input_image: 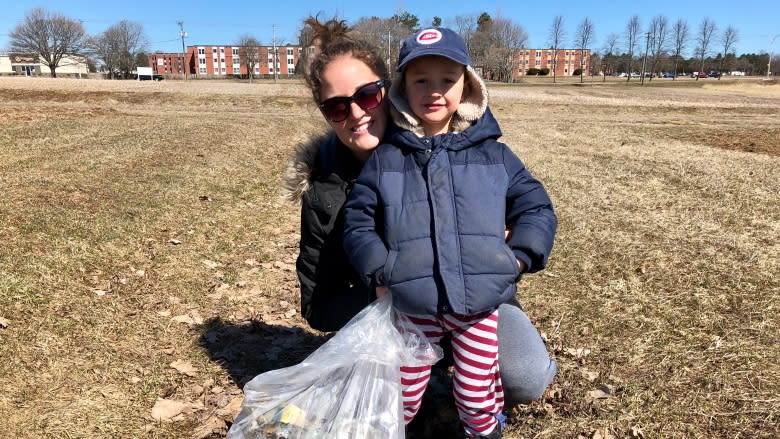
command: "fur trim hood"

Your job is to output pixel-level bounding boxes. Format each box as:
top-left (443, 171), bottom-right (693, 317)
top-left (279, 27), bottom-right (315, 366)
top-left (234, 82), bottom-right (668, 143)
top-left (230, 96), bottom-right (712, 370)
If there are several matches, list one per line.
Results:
top-left (388, 64), bottom-right (488, 136)
top-left (281, 132), bottom-right (328, 203)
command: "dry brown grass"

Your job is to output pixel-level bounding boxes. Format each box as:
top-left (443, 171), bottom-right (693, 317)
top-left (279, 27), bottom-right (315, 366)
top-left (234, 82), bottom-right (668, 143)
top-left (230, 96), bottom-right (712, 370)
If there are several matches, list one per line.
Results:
top-left (0, 76), bottom-right (777, 438)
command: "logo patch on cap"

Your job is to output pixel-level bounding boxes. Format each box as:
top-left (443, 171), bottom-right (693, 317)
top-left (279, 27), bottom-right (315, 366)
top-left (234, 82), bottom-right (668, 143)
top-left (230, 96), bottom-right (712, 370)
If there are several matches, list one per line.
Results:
top-left (416, 29), bottom-right (442, 45)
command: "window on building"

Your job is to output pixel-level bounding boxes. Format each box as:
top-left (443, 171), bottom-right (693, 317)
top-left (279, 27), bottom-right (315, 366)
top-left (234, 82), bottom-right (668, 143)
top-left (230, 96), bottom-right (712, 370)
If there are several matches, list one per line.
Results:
top-left (199, 67), bottom-right (206, 74)
top-left (213, 48), bottom-right (217, 53)
top-left (220, 48), bottom-right (224, 53)
top-left (233, 67), bottom-right (240, 74)
top-left (286, 48), bottom-right (293, 56)
top-left (200, 58), bottom-right (206, 65)
top-left (536, 51), bottom-right (541, 57)
top-left (288, 67), bottom-right (295, 74)
top-left (232, 48), bottom-right (239, 56)
top-left (221, 67), bottom-right (226, 73)
top-left (221, 58), bottom-right (225, 63)
top-left (287, 58), bottom-right (294, 66)
top-left (198, 48), bottom-right (205, 55)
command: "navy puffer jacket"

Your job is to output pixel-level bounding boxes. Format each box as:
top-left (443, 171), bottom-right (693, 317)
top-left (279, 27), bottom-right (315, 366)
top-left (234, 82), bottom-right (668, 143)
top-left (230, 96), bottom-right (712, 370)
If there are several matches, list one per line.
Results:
top-left (343, 107), bottom-right (557, 316)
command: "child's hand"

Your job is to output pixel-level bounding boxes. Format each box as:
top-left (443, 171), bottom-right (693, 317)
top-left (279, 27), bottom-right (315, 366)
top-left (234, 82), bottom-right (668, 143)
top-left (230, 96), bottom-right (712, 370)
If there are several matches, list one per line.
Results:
top-left (376, 286), bottom-right (390, 298)
top-left (505, 229), bottom-right (525, 271)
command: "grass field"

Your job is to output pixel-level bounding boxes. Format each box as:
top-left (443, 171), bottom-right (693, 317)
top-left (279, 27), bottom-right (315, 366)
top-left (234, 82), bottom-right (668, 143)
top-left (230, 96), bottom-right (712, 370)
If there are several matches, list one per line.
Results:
top-left (0, 76), bottom-right (778, 438)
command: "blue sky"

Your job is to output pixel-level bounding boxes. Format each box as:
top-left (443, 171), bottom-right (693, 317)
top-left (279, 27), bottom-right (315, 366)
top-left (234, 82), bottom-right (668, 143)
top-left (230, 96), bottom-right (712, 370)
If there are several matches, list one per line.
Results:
top-left (2, 1), bottom-right (778, 56)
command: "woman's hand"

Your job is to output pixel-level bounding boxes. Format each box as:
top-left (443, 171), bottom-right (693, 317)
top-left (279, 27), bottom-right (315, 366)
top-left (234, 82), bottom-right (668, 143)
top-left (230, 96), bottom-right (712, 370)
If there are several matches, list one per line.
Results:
top-left (376, 286), bottom-right (390, 298)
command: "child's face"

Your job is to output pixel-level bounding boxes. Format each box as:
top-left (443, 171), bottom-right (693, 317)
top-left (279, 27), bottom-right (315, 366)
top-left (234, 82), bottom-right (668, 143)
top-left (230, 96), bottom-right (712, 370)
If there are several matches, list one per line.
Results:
top-left (403, 56), bottom-right (468, 136)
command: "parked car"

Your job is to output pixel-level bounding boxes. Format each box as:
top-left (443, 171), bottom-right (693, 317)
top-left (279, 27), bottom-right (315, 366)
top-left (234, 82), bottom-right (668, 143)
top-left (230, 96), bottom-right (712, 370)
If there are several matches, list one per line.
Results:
top-left (662, 72), bottom-right (676, 78)
top-left (707, 71), bottom-right (721, 78)
top-left (690, 71), bottom-right (707, 78)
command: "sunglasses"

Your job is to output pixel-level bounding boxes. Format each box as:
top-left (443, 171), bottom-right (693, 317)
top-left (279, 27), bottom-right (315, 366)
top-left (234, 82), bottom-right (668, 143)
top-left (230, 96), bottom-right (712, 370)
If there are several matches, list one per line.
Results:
top-left (319, 79), bottom-right (388, 122)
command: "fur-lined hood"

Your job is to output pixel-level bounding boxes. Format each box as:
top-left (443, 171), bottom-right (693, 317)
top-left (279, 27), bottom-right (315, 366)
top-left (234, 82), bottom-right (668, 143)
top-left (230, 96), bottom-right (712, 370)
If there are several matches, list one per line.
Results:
top-left (388, 64), bottom-right (488, 136)
top-left (281, 132), bottom-right (329, 203)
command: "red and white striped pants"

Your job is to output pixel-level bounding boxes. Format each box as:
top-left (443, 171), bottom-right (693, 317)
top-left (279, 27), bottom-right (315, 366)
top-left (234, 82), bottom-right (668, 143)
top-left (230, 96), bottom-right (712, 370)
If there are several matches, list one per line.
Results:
top-left (399, 309), bottom-right (504, 437)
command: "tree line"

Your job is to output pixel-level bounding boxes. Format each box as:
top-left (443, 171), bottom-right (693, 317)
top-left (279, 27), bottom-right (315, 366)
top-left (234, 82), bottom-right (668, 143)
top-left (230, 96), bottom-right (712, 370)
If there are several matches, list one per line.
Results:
top-left (8, 7), bottom-right (777, 80)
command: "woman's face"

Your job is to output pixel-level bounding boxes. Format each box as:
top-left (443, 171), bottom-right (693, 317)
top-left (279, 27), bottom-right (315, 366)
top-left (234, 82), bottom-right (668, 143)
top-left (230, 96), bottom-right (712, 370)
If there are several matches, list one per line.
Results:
top-left (319, 55), bottom-right (388, 162)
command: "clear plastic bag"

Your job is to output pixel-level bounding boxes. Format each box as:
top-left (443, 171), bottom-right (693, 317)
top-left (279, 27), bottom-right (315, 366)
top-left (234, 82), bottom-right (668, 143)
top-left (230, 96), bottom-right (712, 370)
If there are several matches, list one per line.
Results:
top-left (227, 294), bottom-right (442, 439)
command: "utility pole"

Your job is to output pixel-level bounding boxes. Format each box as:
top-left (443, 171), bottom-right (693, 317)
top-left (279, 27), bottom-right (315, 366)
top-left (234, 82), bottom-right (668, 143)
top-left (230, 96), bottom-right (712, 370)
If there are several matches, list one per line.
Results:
top-left (768, 34), bottom-right (779, 79)
top-left (640, 31), bottom-right (650, 85)
top-left (178, 21), bottom-right (188, 79)
top-left (272, 24), bottom-right (278, 83)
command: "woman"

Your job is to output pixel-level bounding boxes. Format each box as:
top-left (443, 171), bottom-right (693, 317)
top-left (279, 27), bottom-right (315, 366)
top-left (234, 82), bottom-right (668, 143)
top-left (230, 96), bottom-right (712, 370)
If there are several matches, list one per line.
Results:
top-left (282, 16), bottom-right (556, 409)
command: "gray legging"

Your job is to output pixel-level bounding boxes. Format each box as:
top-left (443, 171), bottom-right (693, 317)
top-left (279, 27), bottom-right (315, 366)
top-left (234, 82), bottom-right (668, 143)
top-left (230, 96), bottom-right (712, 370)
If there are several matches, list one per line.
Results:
top-left (497, 302), bottom-right (557, 406)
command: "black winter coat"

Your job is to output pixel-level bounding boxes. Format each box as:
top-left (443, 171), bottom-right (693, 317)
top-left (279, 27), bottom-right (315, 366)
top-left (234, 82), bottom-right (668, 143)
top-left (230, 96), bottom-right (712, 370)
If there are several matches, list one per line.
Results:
top-left (281, 132), bottom-right (374, 331)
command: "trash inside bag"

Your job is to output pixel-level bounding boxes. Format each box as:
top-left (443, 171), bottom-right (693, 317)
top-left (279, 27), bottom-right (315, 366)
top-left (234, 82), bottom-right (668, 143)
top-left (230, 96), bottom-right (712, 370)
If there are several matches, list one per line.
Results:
top-left (227, 294), bottom-right (442, 439)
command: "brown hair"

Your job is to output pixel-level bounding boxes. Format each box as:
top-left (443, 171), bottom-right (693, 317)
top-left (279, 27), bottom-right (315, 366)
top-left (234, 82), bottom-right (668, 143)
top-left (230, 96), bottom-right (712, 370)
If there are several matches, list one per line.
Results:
top-left (302, 16), bottom-right (389, 104)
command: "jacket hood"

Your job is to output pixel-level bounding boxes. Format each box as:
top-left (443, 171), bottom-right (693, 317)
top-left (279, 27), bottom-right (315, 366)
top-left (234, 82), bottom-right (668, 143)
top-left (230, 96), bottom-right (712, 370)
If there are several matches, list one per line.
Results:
top-left (281, 132), bottom-right (329, 203)
top-left (386, 105), bottom-right (502, 153)
top-left (388, 64), bottom-right (489, 136)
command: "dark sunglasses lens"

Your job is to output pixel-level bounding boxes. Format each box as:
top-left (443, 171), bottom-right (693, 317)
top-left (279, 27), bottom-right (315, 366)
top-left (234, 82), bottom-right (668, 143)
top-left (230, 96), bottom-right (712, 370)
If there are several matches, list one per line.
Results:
top-left (322, 100), bottom-right (349, 122)
top-left (321, 81), bottom-right (384, 122)
top-left (354, 83), bottom-right (383, 110)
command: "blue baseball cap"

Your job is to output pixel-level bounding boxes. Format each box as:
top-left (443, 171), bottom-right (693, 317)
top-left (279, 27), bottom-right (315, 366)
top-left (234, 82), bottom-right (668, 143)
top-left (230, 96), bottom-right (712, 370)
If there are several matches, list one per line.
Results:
top-left (397, 28), bottom-right (472, 72)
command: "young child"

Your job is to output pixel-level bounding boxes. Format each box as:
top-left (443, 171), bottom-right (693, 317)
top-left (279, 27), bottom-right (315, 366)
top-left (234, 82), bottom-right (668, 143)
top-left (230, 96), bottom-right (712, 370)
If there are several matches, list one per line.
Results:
top-left (343, 28), bottom-right (557, 439)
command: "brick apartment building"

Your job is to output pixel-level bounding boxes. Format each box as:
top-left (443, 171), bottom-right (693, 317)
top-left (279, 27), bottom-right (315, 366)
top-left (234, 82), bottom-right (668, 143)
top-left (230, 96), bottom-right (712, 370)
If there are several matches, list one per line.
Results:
top-left (149, 52), bottom-right (187, 76)
top-left (513, 48), bottom-right (591, 78)
top-left (149, 44), bottom-right (590, 80)
top-left (149, 44), bottom-right (314, 78)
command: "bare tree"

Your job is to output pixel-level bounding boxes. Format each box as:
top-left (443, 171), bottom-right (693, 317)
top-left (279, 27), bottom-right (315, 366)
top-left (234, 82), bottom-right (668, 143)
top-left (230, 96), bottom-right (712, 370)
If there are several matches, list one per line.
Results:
top-left (88, 32), bottom-right (120, 79)
top-left (453, 13), bottom-right (479, 56)
top-left (647, 15), bottom-right (669, 80)
top-left (694, 17), bottom-right (717, 78)
top-left (602, 32), bottom-right (620, 82)
top-left (236, 34), bottom-right (262, 82)
top-left (89, 20), bottom-right (147, 79)
top-left (672, 18), bottom-right (689, 78)
top-left (574, 17), bottom-right (595, 83)
top-left (116, 21), bottom-right (147, 78)
top-left (9, 7), bottom-right (87, 78)
top-left (718, 25), bottom-right (739, 79)
top-left (547, 15), bottom-right (565, 83)
top-left (479, 15), bottom-right (527, 82)
top-left (352, 16), bottom-right (407, 72)
top-left (625, 15), bottom-right (641, 81)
